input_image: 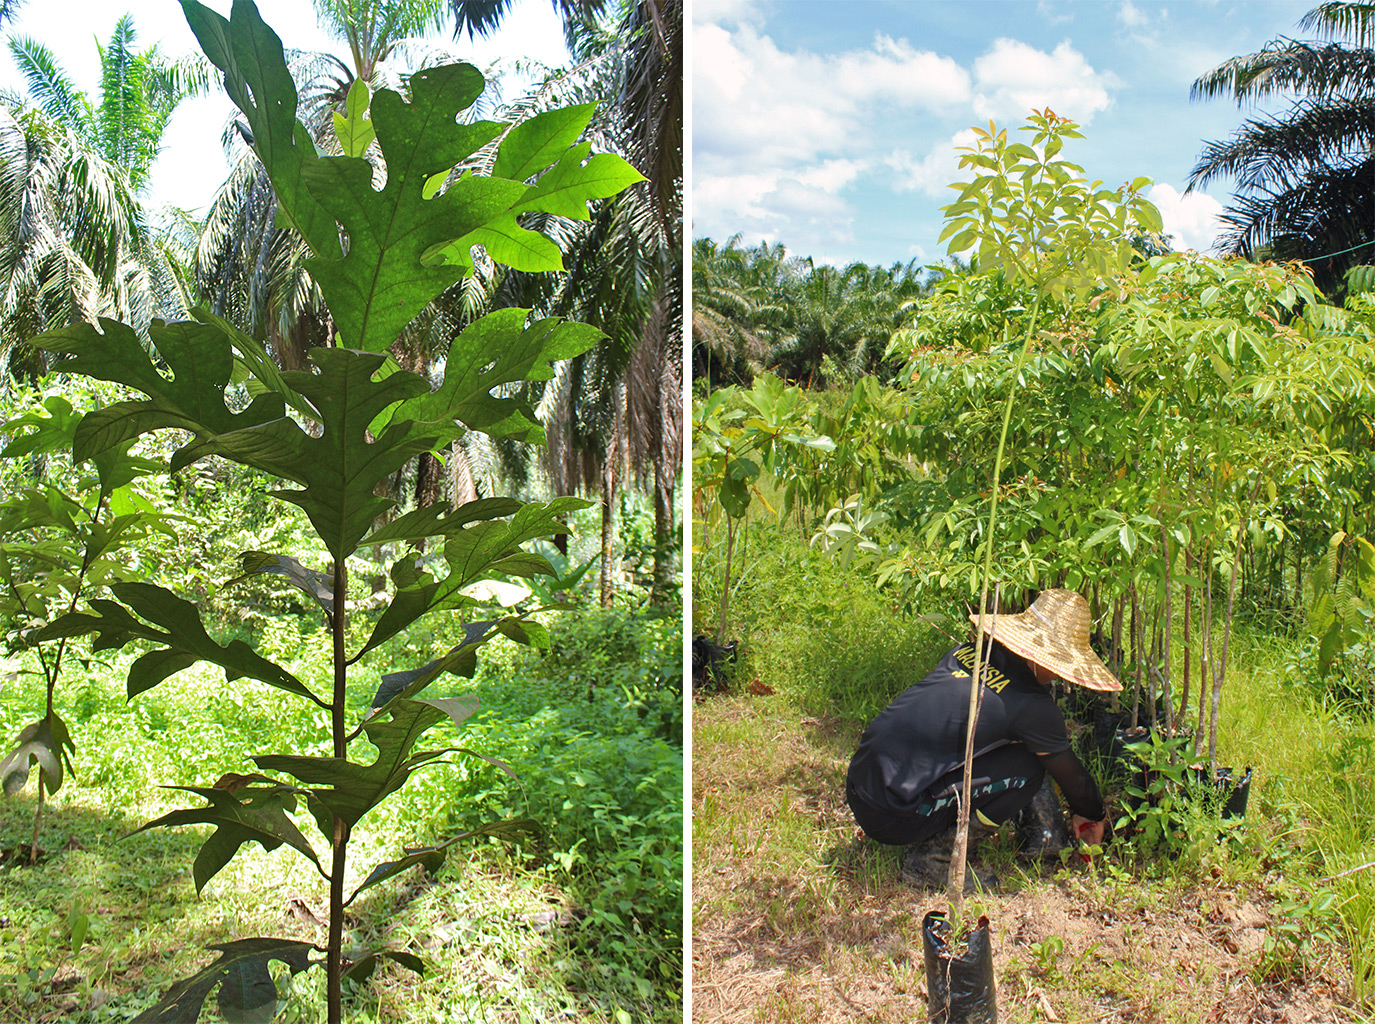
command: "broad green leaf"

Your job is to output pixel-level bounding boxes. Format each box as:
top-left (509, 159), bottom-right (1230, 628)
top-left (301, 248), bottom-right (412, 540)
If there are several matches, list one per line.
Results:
top-left (358, 497), bottom-right (523, 548)
top-left (341, 949), bottom-right (424, 984)
top-left (226, 551), bottom-right (335, 617)
top-left (136, 781), bottom-right (321, 892)
top-left (397, 310), bottom-right (603, 442)
top-left (347, 818), bottom-right (539, 904)
top-left (333, 78), bottom-right (374, 158)
top-left (175, 348), bottom-right (460, 561)
top-left (513, 143), bottom-right (645, 220)
top-left (719, 475), bottom-right (750, 518)
top-left (0, 712), bottom-right (74, 796)
top-left (1136, 198), bottom-right (1163, 234)
top-left (498, 618), bottom-right (551, 648)
top-left (36, 584), bottom-right (321, 705)
top-left (301, 64), bottom-right (515, 350)
top-left (360, 497), bottom-right (586, 657)
top-left (452, 215), bottom-right (565, 273)
top-left (254, 697), bottom-right (456, 828)
top-left (130, 937), bottom-right (316, 1024)
top-left (36, 318), bottom-right (285, 463)
top-left (491, 103), bottom-right (595, 181)
top-left (180, 1), bottom-right (341, 259)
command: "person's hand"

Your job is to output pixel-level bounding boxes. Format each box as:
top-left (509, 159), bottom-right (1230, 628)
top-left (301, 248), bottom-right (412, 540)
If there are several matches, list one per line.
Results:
top-left (1072, 814), bottom-right (1106, 848)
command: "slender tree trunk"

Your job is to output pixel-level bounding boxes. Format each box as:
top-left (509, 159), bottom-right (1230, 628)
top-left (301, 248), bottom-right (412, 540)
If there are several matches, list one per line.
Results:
top-left (1111, 595), bottom-right (1124, 681)
top-left (1180, 546), bottom-right (1192, 739)
top-left (716, 516), bottom-right (740, 645)
top-left (1129, 582), bottom-right (1142, 728)
top-left (651, 451), bottom-right (674, 606)
top-left (1162, 526), bottom-right (1175, 741)
top-left (1147, 599), bottom-right (1161, 728)
top-left (1208, 487), bottom-right (1259, 772)
top-left (1294, 534), bottom-right (1303, 607)
top-left (600, 462), bottom-right (616, 608)
top-left (1196, 547), bottom-right (1212, 760)
top-left (949, 588), bottom-right (999, 915)
top-left (327, 558), bottom-right (349, 1024)
top-left (599, 386), bottom-right (624, 609)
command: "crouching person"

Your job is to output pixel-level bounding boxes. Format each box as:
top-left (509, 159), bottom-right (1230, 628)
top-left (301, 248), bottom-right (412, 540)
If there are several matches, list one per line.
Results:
top-left (845, 589), bottom-right (1117, 890)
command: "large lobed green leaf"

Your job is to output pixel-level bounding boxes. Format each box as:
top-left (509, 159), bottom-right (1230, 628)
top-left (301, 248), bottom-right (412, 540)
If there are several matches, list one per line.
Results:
top-left (136, 779), bottom-right (322, 893)
top-left (130, 937), bottom-right (317, 1024)
top-left (38, 318), bottom-right (284, 465)
top-left (360, 495), bottom-right (587, 657)
top-left (180, 0), bottom-right (341, 261)
top-left (0, 712), bottom-right (74, 797)
top-left (393, 310), bottom-right (605, 443)
top-left (35, 582), bottom-right (321, 705)
top-left (254, 696), bottom-right (477, 831)
top-left (182, 0), bottom-right (641, 353)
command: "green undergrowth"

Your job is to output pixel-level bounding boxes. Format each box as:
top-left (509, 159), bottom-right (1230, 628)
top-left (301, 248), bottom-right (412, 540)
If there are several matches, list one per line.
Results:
top-left (693, 517), bottom-right (1375, 1015)
top-left (0, 605), bottom-right (682, 1023)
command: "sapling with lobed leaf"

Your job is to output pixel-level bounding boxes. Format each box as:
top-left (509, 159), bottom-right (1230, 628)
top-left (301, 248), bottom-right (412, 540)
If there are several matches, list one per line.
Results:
top-left (30, 2), bottom-right (642, 1021)
top-left (0, 395), bottom-right (171, 864)
top-left (930, 109), bottom-right (1165, 917)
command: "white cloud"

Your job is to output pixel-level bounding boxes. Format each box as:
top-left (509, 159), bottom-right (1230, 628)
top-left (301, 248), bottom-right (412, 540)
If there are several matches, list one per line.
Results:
top-left (692, 170), bottom-right (855, 232)
top-left (971, 38), bottom-right (1117, 125)
top-left (1036, 0), bottom-right (1075, 26)
top-left (794, 158), bottom-right (867, 193)
top-left (692, 0), bottom-right (768, 26)
top-left (694, 24), bottom-right (970, 170)
top-left (1147, 183), bottom-right (1227, 254)
top-left (1118, 0), bottom-right (1149, 29)
top-left (885, 128), bottom-right (978, 198)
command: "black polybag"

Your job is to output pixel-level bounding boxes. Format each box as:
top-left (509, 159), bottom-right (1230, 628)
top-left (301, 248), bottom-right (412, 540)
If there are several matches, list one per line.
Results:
top-left (922, 911), bottom-right (997, 1023)
top-left (1015, 775), bottom-right (1072, 857)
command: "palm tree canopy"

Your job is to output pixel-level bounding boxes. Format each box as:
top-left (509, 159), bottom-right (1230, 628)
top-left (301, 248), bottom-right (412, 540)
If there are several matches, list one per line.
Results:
top-left (311, 0), bottom-right (447, 79)
top-left (8, 16), bottom-right (208, 190)
top-left (448, 0), bottom-right (609, 40)
top-left (1187, 0), bottom-right (1375, 296)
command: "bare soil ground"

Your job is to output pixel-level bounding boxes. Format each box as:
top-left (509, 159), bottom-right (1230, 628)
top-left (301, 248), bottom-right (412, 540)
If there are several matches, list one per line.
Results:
top-left (692, 695), bottom-right (1364, 1024)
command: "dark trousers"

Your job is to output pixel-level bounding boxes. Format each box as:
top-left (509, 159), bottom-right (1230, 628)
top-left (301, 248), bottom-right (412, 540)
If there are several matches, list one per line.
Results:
top-left (847, 744), bottom-right (1045, 846)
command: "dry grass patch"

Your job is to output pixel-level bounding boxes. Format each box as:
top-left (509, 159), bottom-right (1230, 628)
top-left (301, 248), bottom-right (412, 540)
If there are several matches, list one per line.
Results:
top-left (692, 693), bottom-right (1362, 1024)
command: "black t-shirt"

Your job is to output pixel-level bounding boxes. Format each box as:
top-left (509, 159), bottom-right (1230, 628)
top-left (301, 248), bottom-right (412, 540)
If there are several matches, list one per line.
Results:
top-left (847, 640), bottom-right (1086, 815)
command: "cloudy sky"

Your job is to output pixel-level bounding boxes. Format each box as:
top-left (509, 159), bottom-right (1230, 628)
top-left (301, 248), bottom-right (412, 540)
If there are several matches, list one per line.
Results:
top-left (691, 0), bottom-right (1315, 266)
top-left (0, 0), bottom-right (570, 216)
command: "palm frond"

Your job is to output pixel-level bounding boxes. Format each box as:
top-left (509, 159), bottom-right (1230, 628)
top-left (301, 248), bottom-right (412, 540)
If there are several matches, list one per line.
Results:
top-left (1299, 1), bottom-right (1375, 47)
top-left (1186, 96), bottom-right (1373, 191)
top-left (7, 36), bottom-right (92, 134)
top-left (1191, 41), bottom-right (1375, 103)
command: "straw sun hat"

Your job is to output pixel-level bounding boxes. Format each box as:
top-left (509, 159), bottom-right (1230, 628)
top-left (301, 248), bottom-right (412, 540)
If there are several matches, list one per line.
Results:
top-left (968, 589), bottom-right (1122, 693)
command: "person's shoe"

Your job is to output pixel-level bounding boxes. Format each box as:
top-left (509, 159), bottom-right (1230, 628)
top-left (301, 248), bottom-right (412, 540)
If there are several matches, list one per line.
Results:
top-left (899, 828), bottom-right (998, 892)
top-left (1016, 777), bottom-right (1072, 859)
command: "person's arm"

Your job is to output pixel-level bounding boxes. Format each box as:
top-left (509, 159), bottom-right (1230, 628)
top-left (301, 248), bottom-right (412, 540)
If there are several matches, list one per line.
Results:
top-left (1039, 748), bottom-right (1107, 843)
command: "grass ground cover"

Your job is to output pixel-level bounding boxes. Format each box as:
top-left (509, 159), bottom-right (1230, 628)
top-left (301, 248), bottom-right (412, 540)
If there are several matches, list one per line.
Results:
top-left (0, 605), bottom-right (682, 1024)
top-left (692, 523), bottom-right (1374, 1023)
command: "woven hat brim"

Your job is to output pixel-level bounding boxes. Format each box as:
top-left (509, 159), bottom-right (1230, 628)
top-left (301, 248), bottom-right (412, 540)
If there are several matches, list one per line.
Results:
top-left (969, 611), bottom-right (1123, 693)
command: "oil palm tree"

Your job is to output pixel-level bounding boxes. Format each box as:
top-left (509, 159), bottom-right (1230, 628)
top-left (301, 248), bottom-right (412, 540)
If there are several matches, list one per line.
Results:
top-left (1187, 0), bottom-right (1375, 297)
top-left (448, 0), bottom-right (610, 41)
top-left (768, 258), bottom-right (918, 388)
top-left (691, 235), bottom-right (783, 386)
top-left (0, 16), bottom-right (205, 379)
top-left (529, 0), bottom-right (682, 607)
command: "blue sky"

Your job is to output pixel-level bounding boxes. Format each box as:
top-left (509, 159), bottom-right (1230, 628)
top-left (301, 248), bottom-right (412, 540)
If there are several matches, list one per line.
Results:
top-left (691, 0), bottom-right (1316, 267)
top-left (0, 0), bottom-right (571, 216)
